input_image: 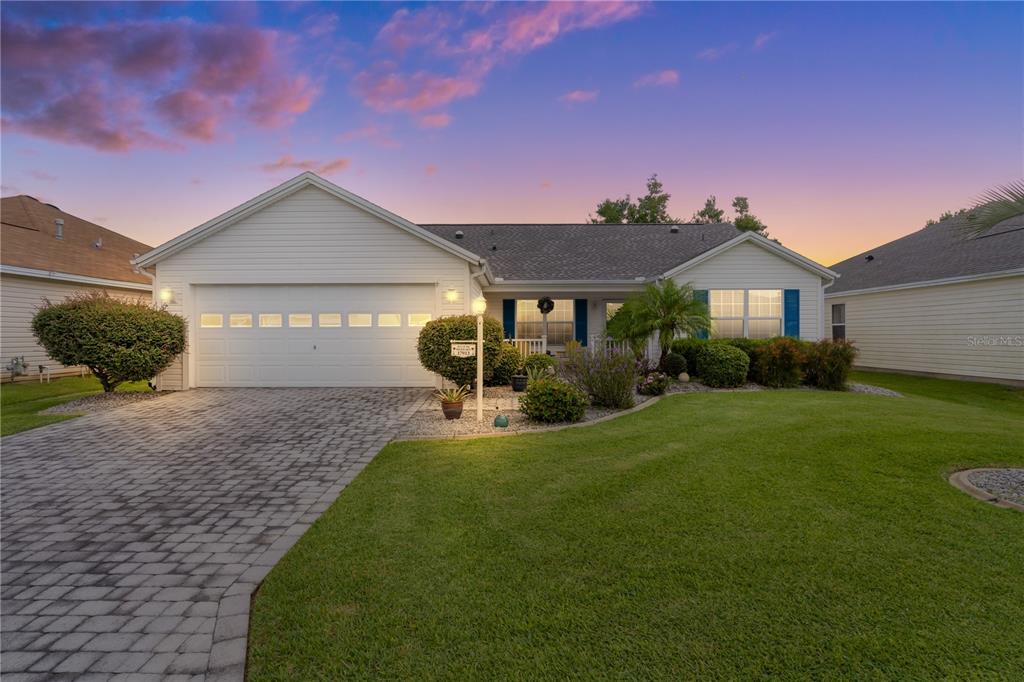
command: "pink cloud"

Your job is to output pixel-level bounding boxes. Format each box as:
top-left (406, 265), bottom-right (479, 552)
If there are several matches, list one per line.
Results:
top-left (353, 69), bottom-right (481, 114)
top-left (29, 170), bottom-right (56, 182)
top-left (417, 112), bottom-right (453, 129)
top-left (634, 69), bottom-right (679, 88)
top-left (696, 43), bottom-right (738, 61)
top-left (337, 123), bottom-right (400, 149)
top-left (424, 164), bottom-right (439, 177)
top-left (1, 18), bottom-right (319, 152)
top-left (753, 31), bottom-right (779, 50)
top-left (559, 89), bottom-right (599, 104)
top-left (260, 155), bottom-right (351, 176)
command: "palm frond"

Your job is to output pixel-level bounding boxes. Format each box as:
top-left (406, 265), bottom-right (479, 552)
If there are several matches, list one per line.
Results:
top-left (959, 180), bottom-right (1024, 238)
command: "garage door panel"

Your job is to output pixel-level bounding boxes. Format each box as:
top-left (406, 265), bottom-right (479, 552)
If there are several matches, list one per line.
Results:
top-left (195, 284), bottom-right (437, 387)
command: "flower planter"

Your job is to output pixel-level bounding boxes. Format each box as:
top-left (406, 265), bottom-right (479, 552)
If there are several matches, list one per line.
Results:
top-left (511, 375), bottom-right (528, 392)
top-left (441, 400), bottom-right (464, 420)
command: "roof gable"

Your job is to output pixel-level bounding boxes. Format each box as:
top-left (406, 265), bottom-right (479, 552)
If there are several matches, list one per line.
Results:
top-left (662, 231), bottom-right (838, 282)
top-left (134, 173), bottom-right (483, 267)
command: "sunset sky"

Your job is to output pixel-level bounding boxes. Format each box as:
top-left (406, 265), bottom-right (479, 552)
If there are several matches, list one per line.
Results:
top-left (1, 1), bottom-right (1021, 265)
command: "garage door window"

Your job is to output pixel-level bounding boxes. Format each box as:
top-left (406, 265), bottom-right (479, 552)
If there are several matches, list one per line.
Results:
top-left (259, 313), bottom-right (283, 328)
top-left (229, 314), bottom-right (252, 328)
top-left (378, 313), bottom-right (401, 327)
top-left (409, 313), bottom-right (432, 327)
top-left (289, 313), bottom-right (313, 328)
top-left (318, 313), bottom-right (342, 328)
top-left (348, 313), bottom-right (372, 327)
top-left (200, 313), bottom-right (223, 328)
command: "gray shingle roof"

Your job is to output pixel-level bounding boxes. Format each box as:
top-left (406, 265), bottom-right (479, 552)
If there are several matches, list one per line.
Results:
top-left (420, 223), bottom-right (742, 281)
top-left (827, 216), bottom-right (1024, 295)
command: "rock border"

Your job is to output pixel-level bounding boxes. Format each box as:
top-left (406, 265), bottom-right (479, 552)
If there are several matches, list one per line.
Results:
top-left (948, 468), bottom-right (1024, 512)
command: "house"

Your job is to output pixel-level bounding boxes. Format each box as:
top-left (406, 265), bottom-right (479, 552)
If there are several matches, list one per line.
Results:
top-left (133, 172), bottom-right (837, 389)
top-left (825, 216), bottom-right (1024, 385)
top-left (1, 195), bottom-right (152, 381)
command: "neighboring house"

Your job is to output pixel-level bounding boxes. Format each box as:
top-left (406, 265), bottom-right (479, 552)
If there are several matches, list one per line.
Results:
top-left (134, 173), bottom-right (837, 389)
top-left (1, 195), bottom-right (153, 381)
top-left (825, 216), bottom-right (1024, 385)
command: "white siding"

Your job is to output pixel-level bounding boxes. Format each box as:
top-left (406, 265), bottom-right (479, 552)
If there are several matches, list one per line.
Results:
top-left (825, 275), bottom-right (1024, 382)
top-left (673, 241), bottom-right (826, 340)
top-left (152, 185), bottom-right (473, 389)
top-left (0, 274), bottom-right (150, 381)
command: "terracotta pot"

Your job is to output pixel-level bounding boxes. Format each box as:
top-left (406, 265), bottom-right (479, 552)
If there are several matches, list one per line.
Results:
top-left (511, 375), bottom-right (528, 392)
top-left (441, 400), bottom-right (464, 420)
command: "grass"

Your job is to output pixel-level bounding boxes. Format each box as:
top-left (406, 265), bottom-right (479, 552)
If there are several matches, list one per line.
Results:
top-left (1, 376), bottom-right (150, 436)
top-left (249, 373), bottom-right (1024, 680)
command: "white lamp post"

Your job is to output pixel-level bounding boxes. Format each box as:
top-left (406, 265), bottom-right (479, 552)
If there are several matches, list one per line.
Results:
top-left (471, 296), bottom-right (487, 422)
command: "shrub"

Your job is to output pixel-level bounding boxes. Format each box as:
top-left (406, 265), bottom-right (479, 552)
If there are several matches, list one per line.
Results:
top-left (754, 337), bottom-right (806, 388)
top-left (661, 351), bottom-right (687, 377)
top-left (31, 292), bottom-right (186, 392)
top-left (518, 377), bottom-right (588, 423)
top-left (638, 371), bottom-right (670, 396)
top-left (696, 344), bottom-right (749, 388)
top-left (522, 352), bottom-right (556, 374)
top-left (804, 339), bottom-right (858, 390)
top-left (725, 338), bottom-right (770, 380)
top-left (417, 315), bottom-right (503, 386)
top-left (562, 341), bottom-right (636, 409)
top-left (672, 338), bottom-right (710, 376)
top-left (488, 342), bottom-right (523, 386)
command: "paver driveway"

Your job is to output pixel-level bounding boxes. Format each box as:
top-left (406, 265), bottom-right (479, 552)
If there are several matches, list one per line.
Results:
top-left (1, 387), bottom-right (427, 681)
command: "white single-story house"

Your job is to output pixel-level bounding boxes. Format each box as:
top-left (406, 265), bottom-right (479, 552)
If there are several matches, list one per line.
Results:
top-left (133, 172), bottom-right (838, 389)
top-left (1, 195), bottom-right (153, 381)
top-left (825, 216), bottom-right (1023, 385)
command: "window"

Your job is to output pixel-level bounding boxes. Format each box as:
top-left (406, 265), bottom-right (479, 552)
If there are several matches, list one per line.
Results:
top-left (831, 304), bottom-right (846, 341)
top-left (516, 299), bottom-right (574, 345)
top-left (709, 289), bottom-right (783, 339)
top-left (348, 313), bottom-right (372, 327)
top-left (408, 313), bottom-right (432, 327)
top-left (288, 313), bottom-right (313, 328)
top-left (318, 313), bottom-right (342, 328)
top-left (229, 314), bottom-right (252, 328)
top-left (606, 302), bottom-right (623, 320)
top-left (200, 313), bottom-right (223, 328)
top-left (378, 313), bottom-right (402, 327)
top-left (259, 313), bottom-right (283, 328)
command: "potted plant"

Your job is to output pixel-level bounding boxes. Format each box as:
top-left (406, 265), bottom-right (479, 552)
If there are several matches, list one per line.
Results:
top-left (511, 363), bottom-right (528, 392)
top-left (434, 385), bottom-right (471, 420)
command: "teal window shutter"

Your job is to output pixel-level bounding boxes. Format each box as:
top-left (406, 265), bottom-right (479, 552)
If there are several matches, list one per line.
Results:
top-left (502, 299), bottom-right (516, 339)
top-left (574, 299), bottom-right (588, 346)
top-left (694, 289), bottom-right (710, 339)
top-left (784, 289), bottom-right (800, 337)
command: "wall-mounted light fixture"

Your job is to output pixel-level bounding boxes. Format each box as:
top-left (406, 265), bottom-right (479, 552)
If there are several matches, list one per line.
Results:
top-left (444, 288), bottom-right (459, 304)
top-left (159, 288), bottom-right (176, 304)
top-left (471, 296), bottom-right (487, 316)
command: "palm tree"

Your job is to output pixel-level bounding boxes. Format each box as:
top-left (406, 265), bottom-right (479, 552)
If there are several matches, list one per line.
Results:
top-left (960, 180), bottom-right (1024, 238)
top-left (607, 280), bottom-right (710, 365)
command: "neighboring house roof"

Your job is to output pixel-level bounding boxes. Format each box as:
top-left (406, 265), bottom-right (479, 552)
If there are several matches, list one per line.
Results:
top-left (827, 216), bottom-right (1024, 295)
top-left (134, 172), bottom-right (484, 268)
top-left (421, 223), bottom-right (743, 281)
top-left (1, 195), bottom-right (152, 286)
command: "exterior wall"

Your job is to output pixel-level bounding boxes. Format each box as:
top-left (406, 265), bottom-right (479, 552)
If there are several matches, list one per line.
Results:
top-left (825, 275), bottom-right (1024, 383)
top-left (152, 185), bottom-right (472, 389)
top-left (0, 274), bottom-right (150, 381)
top-left (672, 241), bottom-right (826, 340)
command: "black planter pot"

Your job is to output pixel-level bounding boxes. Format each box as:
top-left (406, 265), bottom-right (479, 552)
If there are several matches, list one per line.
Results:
top-left (511, 375), bottom-right (528, 392)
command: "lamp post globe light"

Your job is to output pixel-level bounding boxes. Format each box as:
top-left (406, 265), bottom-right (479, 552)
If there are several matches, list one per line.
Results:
top-left (472, 296), bottom-right (487, 422)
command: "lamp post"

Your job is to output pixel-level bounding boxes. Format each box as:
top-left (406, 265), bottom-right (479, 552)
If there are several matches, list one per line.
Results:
top-left (471, 296), bottom-right (487, 422)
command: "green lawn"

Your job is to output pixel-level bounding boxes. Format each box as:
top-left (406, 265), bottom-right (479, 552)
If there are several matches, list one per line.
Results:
top-left (250, 373), bottom-right (1024, 680)
top-left (1, 376), bottom-right (150, 436)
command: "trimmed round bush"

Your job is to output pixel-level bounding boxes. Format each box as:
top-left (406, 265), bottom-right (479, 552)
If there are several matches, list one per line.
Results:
top-left (31, 292), bottom-right (186, 392)
top-left (488, 342), bottom-right (523, 386)
top-left (661, 352), bottom-right (687, 377)
top-left (417, 315), bottom-right (504, 386)
top-left (518, 377), bottom-right (588, 423)
top-left (638, 371), bottom-right (670, 396)
top-left (522, 352), bottom-right (556, 374)
top-left (696, 344), bottom-right (749, 388)
top-left (754, 337), bottom-right (806, 388)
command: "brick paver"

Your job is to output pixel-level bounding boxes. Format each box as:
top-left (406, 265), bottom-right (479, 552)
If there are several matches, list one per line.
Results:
top-left (1, 387), bottom-right (426, 680)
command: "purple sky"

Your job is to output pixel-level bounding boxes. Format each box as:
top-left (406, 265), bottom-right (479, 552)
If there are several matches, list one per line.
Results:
top-left (2, 1), bottom-right (1021, 265)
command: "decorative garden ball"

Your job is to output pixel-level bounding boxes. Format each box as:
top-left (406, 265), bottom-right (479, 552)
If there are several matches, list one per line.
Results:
top-left (678, 372), bottom-right (690, 383)
top-left (493, 414), bottom-right (510, 428)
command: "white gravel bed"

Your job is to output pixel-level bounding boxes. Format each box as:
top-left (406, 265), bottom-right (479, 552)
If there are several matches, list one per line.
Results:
top-left (967, 468), bottom-right (1024, 505)
top-left (848, 382), bottom-right (902, 397)
top-left (40, 391), bottom-right (164, 415)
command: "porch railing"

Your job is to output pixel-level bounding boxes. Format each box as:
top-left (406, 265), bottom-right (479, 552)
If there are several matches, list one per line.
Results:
top-left (589, 334), bottom-right (660, 360)
top-left (508, 338), bottom-right (546, 355)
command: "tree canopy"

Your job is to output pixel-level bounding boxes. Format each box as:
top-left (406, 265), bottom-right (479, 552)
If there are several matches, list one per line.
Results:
top-left (591, 174), bottom-right (679, 224)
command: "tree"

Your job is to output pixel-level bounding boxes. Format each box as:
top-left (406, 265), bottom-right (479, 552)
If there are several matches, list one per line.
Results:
top-left (416, 315), bottom-right (504, 386)
top-left (606, 280), bottom-right (710, 366)
top-left (591, 174), bottom-right (679, 223)
top-left (31, 292), bottom-right (186, 392)
top-left (731, 195), bottom-right (769, 235)
top-left (960, 180), bottom-right (1024, 236)
top-left (692, 195), bottom-right (725, 224)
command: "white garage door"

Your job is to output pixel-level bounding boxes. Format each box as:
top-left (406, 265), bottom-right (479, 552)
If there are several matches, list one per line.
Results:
top-left (194, 284), bottom-right (436, 387)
